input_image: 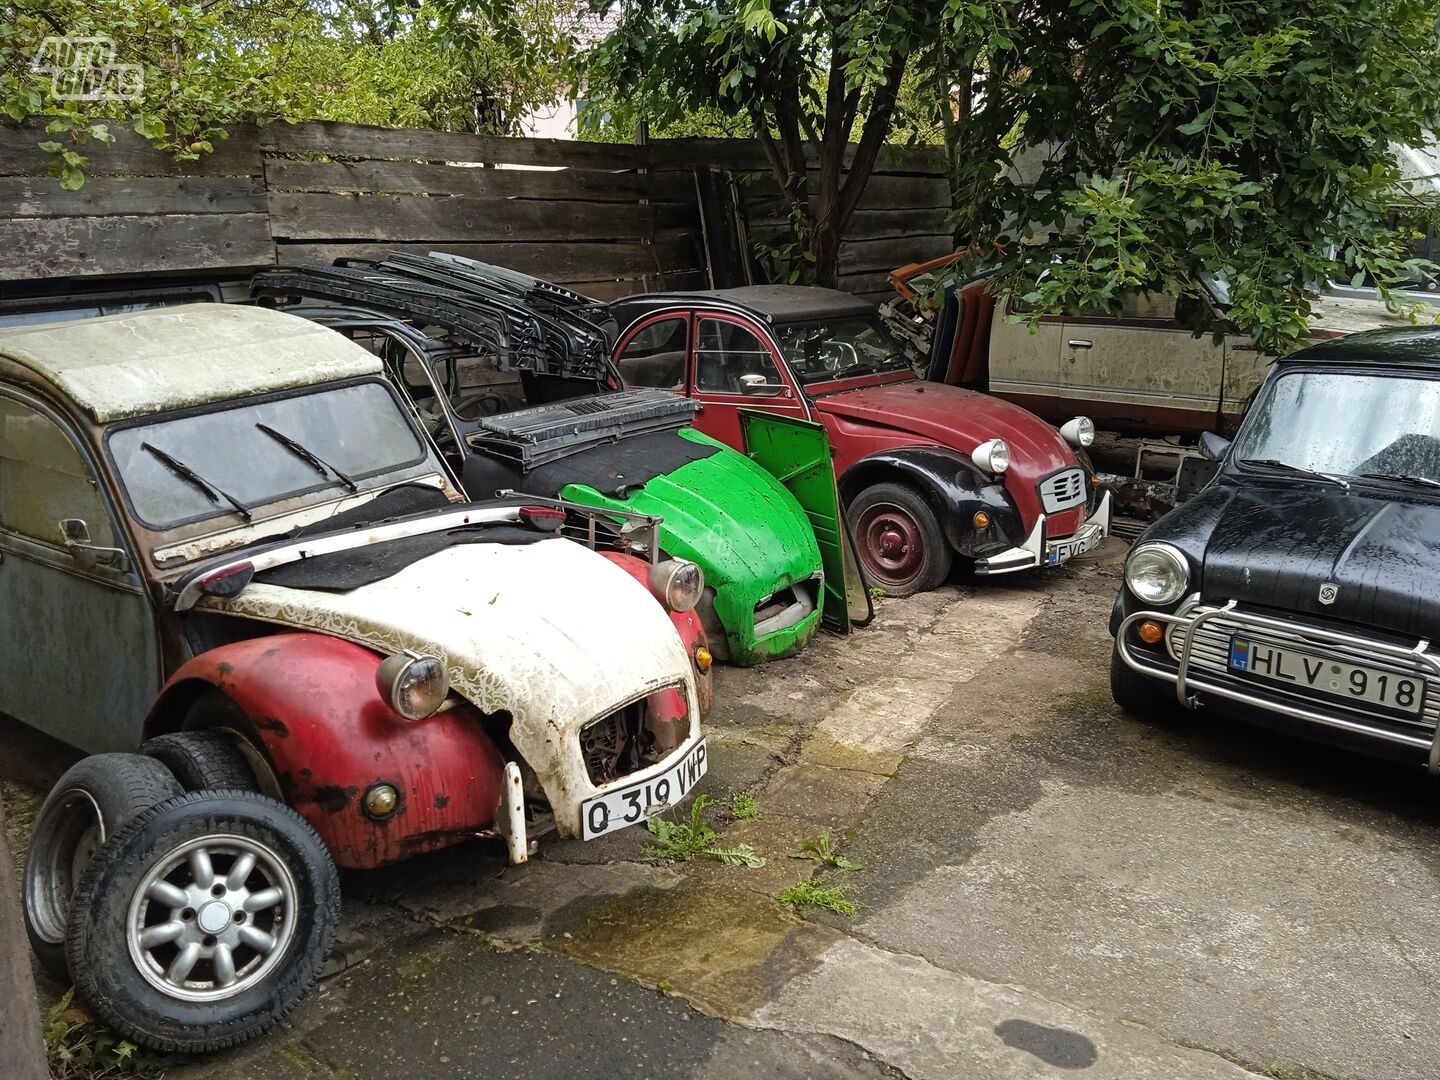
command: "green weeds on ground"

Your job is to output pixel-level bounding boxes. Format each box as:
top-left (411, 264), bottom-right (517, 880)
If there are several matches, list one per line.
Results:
top-left (777, 879), bottom-right (857, 918)
top-left (789, 831), bottom-right (862, 870)
top-left (43, 988), bottom-right (159, 1079)
top-left (645, 795), bottom-right (765, 867)
top-left (728, 791), bottom-right (760, 820)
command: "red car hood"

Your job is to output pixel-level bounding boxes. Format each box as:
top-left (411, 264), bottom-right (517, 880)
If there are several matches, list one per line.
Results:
top-left (813, 381), bottom-right (1079, 477)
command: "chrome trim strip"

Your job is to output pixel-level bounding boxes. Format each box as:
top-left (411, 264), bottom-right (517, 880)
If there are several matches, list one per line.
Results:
top-left (1118, 606), bottom-right (1440, 769)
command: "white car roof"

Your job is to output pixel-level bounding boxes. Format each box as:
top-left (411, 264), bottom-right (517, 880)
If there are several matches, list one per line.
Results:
top-left (0, 304), bottom-right (382, 422)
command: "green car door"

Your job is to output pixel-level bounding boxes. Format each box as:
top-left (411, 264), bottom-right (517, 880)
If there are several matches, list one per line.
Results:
top-left (738, 409), bottom-right (873, 633)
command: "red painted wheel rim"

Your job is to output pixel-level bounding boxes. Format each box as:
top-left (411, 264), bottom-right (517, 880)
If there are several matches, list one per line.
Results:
top-left (855, 501), bottom-right (926, 587)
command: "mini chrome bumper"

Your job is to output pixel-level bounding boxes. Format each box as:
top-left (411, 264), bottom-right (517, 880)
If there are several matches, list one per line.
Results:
top-left (1117, 601), bottom-right (1440, 772)
top-left (975, 490), bottom-right (1112, 576)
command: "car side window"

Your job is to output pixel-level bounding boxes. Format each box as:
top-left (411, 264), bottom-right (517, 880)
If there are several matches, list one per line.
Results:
top-left (616, 317), bottom-right (688, 390)
top-left (695, 319), bottom-right (785, 396)
top-left (0, 396), bottom-right (115, 548)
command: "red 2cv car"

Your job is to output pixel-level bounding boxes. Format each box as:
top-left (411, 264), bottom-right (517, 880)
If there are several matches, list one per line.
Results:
top-left (0, 305), bottom-right (711, 1051)
top-left (608, 285), bottom-right (1113, 595)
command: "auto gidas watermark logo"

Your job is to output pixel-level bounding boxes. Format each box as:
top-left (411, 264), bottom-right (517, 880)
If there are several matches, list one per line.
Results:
top-left (31, 37), bottom-right (143, 101)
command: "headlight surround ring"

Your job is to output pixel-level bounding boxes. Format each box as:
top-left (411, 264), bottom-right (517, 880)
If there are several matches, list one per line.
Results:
top-left (1124, 542), bottom-right (1190, 606)
top-left (972, 438), bottom-right (1011, 475)
top-left (376, 650), bottom-right (450, 720)
top-left (648, 558), bottom-right (705, 612)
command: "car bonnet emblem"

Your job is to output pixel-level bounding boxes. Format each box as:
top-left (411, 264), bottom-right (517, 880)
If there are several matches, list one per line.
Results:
top-left (1318, 582), bottom-right (1339, 605)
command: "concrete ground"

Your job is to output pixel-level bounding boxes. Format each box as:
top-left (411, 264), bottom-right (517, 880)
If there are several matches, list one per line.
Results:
top-left (5, 536), bottom-right (1439, 1079)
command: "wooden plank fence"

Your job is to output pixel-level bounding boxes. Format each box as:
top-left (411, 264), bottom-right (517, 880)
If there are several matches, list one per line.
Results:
top-left (0, 120), bottom-right (954, 303)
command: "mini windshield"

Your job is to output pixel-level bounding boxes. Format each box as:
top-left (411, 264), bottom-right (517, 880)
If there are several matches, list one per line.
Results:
top-left (1235, 370), bottom-right (1440, 483)
top-left (775, 316), bottom-right (913, 385)
top-left (108, 381), bottom-right (428, 528)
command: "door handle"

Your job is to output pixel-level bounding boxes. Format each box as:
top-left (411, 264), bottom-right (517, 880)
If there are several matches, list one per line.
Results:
top-left (693, 403), bottom-right (704, 413)
top-left (1067, 339), bottom-right (1093, 349)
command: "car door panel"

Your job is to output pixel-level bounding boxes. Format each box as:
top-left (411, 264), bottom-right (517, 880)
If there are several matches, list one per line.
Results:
top-left (0, 391), bottom-right (159, 752)
top-left (688, 313), bottom-right (807, 449)
top-left (986, 305), bottom-right (1064, 421)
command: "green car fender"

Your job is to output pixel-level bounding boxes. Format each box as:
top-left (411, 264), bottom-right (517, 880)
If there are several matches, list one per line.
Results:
top-left (559, 428), bottom-right (823, 666)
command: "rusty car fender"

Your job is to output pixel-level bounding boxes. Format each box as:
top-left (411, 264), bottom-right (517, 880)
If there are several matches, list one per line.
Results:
top-left (144, 633), bottom-right (504, 870)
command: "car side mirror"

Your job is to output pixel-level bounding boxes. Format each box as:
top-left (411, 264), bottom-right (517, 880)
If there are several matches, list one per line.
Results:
top-left (1199, 431), bottom-right (1232, 462)
top-left (739, 373), bottom-right (785, 396)
top-left (59, 518), bottom-right (129, 572)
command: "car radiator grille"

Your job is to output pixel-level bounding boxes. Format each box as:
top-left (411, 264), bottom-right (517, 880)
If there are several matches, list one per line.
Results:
top-left (1038, 468), bottom-right (1087, 514)
top-left (1171, 611), bottom-right (1440, 734)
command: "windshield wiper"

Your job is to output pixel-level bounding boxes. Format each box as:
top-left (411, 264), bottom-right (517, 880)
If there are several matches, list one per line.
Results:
top-left (256, 423), bottom-right (359, 493)
top-left (141, 442), bottom-right (254, 521)
top-left (1356, 471), bottom-right (1440, 490)
top-left (1244, 458), bottom-right (1351, 491)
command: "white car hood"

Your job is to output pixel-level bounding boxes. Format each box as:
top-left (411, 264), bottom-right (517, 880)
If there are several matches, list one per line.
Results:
top-left (200, 537), bottom-right (697, 833)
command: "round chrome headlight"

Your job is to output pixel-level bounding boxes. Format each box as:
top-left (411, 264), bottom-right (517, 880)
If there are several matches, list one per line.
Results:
top-left (972, 438), bottom-right (1011, 474)
top-left (648, 558), bottom-right (704, 612)
top-left (1060, 416), bottom-right (1095, 447)
top-left (376, 650), bottom-right (450, 720)
top-left (1125, 543), bottom-right (1190, 606)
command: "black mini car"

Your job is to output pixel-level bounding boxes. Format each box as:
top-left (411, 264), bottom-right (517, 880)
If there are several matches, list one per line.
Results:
top-left (1111, 326), bottom-right (1440, 770)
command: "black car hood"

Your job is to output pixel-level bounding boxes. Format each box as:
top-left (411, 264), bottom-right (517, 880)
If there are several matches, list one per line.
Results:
top-left (1190, 481), bottom-right (1440, 639)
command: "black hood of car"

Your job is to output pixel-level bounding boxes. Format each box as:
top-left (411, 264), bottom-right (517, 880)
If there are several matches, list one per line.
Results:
top-left (1169, 480), bottom-right (1440, 640)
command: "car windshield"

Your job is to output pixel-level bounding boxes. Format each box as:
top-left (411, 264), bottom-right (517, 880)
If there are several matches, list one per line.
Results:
top-left (775, 316), bottom-right (913, 384)
top-left (1234, 369), bottom-right (1440, 482)
top-left (108, 381), bottom-right (429, 528)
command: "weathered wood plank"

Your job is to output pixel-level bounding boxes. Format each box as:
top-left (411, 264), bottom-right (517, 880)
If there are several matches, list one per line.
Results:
top-left (0, 214), bottom-right (274, 280)
top-left (650, 138), bottom-right (947, 176)
top-left (743, 172), bottom-right (951, 212)
top-left (267, 192), bottom-right (692, 243)
top-left (0, 122), bottom-right (261, 177)
top-left (273, 233), bottom-right (702, 281)
top-left (569, 270), bottom-right (706, 301)
top-left (0, 176), bottom-right (266, 218)
top-left (836, 270), bottom-right (901, 299)
top-left (261, 121), bottom-right (650, 171)
top-left (264, 159), bottom-right (692, 202)
top-left (747, 207), bottom-right (950, 240)
top-left (840, 234), bottom-right (955, 274)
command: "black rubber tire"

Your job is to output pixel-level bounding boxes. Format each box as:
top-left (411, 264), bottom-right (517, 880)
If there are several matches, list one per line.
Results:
top-left (65, 789), bottom-right (340, 1054)
top-left (847, 482), bottom-right (953, 598)
top-left (142, 730), bottom-right (258, 793)
top-left (23, 753), bottom-right (183, 981)
top-left (1110, 642), bottom-right (1175, 720)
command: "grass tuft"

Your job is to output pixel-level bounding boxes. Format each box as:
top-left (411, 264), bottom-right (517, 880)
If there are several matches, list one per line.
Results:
top-left (789, 831), bottom-right (862, 870)
top-left (729, 791), bottom-right (760, 820)
top-left (644, 795), bottom-right (766, 867)
top-left (777, 878), bottom-right (857, 918)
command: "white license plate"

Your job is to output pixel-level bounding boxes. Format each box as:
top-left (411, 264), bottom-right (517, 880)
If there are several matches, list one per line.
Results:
top-left (580, 739), bottom-right (707, 840)
top-left (1228, 636), bottom-right (1425, 716)
top-left (1046, 527), bottom-right (1101, 566)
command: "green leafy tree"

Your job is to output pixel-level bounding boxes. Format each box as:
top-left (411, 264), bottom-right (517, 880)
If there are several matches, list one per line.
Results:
top-left (578, 0), bottom-right (943, 287)
top-left (938, 0), bottom-right (1440, 351)
top-left (0, 0), bottom-right (573, 189)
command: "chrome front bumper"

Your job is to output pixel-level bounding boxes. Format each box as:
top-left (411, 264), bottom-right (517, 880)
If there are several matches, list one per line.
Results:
top-left (1117, 600), bottom-right (1440, 772)
top-left (975, 491), bottom-right (1112, 576)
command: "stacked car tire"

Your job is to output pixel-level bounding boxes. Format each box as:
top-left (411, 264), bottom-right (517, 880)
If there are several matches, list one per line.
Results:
top-left (22, 732), bottom-right (341, 1053)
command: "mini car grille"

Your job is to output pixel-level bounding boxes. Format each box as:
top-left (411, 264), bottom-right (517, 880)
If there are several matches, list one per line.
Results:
top-left (1172, 609), bottom-right (1440, 733)
top-left (1038, 468), bottom-right (1087, 514)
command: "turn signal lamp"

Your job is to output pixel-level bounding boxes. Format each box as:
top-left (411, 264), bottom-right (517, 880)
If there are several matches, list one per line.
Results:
top-left (973, 511), bottom-right (991, 529)
top-left (363, 783), bottom-right (400, 819)
top-left (694, 647), bottom-right (713, 672)
top-left (1137, 621), bottom-right (1164, 645)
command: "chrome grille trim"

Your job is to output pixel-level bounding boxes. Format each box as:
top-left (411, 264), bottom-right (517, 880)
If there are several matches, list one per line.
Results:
top-left (1038, 468), bottom-right (1086, 514)
top-left (1117, 601), bottom-right (1440, 770)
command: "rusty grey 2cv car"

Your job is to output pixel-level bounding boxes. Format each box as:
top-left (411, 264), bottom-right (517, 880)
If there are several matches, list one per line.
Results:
top-left (0, 305), bottom-right (712, 1052)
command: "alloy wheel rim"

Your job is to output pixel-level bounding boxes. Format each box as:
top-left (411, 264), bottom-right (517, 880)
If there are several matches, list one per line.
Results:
top-left (856, 502), bottom-right (926, 585)
top-left (126, 834), bottom-right (296, 1002)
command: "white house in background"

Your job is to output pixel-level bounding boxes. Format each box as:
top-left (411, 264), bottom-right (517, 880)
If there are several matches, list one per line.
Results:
top-left (514, 9), bottom-right (620, 141)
